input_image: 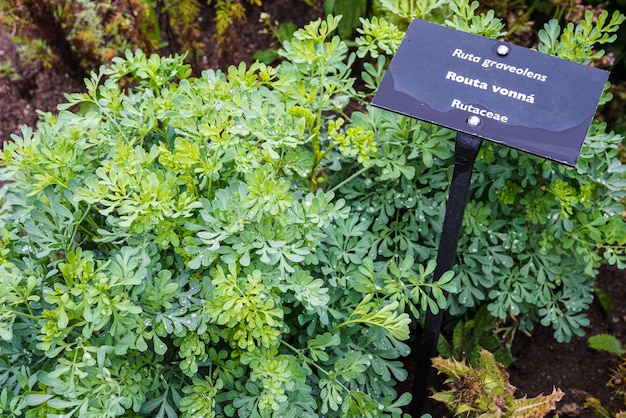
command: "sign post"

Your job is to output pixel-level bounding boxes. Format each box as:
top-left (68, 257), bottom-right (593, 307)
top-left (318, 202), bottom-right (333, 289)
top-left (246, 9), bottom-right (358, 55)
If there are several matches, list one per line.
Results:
top-left (371, 19), bottom-right (609, 414)
top-left (412, 131), bottom-right (482, 414)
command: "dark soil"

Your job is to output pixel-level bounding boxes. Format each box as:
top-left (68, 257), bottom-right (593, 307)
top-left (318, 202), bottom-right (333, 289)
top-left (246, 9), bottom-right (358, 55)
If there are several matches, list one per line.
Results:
top-left (1, 1), bottom-right (626, 417)
top-left (0, 31), bottom-right (83, 141)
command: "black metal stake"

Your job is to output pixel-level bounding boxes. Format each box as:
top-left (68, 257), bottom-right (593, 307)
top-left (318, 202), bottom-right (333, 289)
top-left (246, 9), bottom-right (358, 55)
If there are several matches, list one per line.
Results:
top-left (411, 131), bottom-right (483, 415)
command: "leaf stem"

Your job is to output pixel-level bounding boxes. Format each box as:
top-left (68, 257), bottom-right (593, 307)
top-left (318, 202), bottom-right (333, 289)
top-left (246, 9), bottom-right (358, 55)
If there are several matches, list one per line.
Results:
top-left (9, 308), bottom-right (38, 321)
top-left (328, 166), bottom-right (371, 194)
top-left (507, 0), bottom-right (539, 37)
top-left (308, 47), bottom-right (328, 192)
top-left (280, 339), bottom-right (351, 393)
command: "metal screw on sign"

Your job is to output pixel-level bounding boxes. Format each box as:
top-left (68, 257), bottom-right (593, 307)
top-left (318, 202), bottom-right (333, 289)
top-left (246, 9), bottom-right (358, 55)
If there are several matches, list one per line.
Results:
top-left (496, 44), bottom-right (510, 56)
top-left (467, 115), bottom-right (481, 127)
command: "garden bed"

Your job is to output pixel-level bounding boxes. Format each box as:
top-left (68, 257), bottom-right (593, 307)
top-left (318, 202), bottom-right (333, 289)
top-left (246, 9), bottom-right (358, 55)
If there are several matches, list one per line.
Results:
top-left (1, 1), bottom-right (625, 416)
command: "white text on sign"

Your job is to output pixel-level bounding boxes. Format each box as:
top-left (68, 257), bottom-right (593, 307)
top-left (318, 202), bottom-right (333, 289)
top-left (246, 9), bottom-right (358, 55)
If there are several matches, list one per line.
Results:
top-left (445, 71), bottom-right (536, 104)
top-left (451, 48), bottom-right (548, 82)
top-left (450, 99), bottom-right (509, 123)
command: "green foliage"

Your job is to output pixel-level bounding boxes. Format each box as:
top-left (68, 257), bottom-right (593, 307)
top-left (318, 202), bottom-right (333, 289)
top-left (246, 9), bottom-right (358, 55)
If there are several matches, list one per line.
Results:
top-left (371, 0), bottom-right (505, 38)
top-left (594, 285), bottom-right (615, 315)
top-left (212, 0), bottom-right (261, 49)
top-left (355, 16), bottom-right (405, 60)
top-left (324, 0), bottom-right (369, 38)
top-left (437, 305), bottom-right (514, 369)
top-left (538, 9), bottom-right (625, 64)
top-left (14, 37), bottom-right (56, 69)
top-left (444, 0), bottom-right (506, 38)
top-left (0, 59), bottom-right (20, 81)
top-left (588, 334), bottom-right (626, 356)
top-left (375, 0), bottom-right (451, 23)
top-left (0, 15), bottom-right (473, 416)
top-left (584, 397), bottom-right (614, 418)
top-left (253, 12), bottom-right (298, 64)
top-left (431, 350), bottom-right (564, 417)
top-left (164, 0), bottom-right (205, 60)
top-left (1, 1), bottom-right (626, 415)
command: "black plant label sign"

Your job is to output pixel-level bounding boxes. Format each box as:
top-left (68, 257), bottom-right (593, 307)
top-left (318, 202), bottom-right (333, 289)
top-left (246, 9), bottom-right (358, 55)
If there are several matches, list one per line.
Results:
top-left (372, 19), bottom-right (609, 166)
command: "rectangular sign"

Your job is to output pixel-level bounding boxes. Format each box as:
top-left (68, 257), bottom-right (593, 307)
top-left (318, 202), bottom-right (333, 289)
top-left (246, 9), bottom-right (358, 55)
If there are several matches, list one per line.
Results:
top-left (371, 19), bottom-right (609, 166)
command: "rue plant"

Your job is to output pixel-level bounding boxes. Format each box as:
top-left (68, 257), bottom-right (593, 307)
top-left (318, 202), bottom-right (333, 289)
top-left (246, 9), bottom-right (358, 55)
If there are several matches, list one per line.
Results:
top-left (0, 12), bottom-right (457, 418)
top-left (0, 0), bottom-right (625, 416)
